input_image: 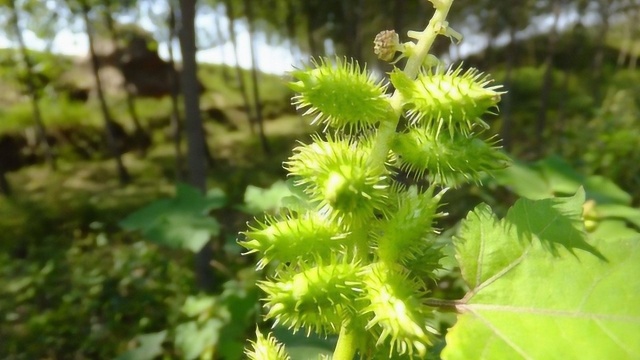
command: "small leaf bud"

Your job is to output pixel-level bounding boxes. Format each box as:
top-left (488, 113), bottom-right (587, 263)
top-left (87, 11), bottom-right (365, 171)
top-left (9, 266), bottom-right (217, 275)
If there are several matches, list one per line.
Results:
top-left (374, 30), bottom-right (401, 62)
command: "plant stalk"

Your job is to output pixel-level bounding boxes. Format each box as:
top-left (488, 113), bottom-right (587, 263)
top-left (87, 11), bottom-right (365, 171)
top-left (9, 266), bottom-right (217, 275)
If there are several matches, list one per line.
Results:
top-left (367, 0), bottom-right (454, 168)
top-left (332, 322), bottom-right (358, 360)
top-left (331, 1), bottom-right (455, 358)
top-left (424, 297), bottom-right (463, 312)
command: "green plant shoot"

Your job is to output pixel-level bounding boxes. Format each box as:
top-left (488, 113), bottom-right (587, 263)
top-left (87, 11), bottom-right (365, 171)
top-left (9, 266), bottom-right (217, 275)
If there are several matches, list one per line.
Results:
top-left (240, 0), bottom-right (505, 358)
top-left (239, 0), bottom-right (640, 359)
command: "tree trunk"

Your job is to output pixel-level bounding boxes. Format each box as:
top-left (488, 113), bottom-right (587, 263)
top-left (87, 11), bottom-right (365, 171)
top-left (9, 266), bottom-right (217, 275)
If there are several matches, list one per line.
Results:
top-left (483, 9), bottom-right (499, 68)
top-left (223, 0), bottom-right (257, 134)
top-left (212, 10), bottom-right (231, 84)
top-left (10, 0), bottom-right (57, 171)
top-left (167, 0), bottom-right (185, 181)
top-left (500, 25), bottom-right (517, 153)
top-left (179, 0), bottom-right (215, 292)
top-left (285, 0), bottom-right (299, 59)
top-left (555, 69), bottom-right (571, 153)
top-left (591, 0), bottom-right (611, 103)
top-left (81, 1), bottom-right (130, 185)
top-left (243, 0), bottom-right (270, 154)
top-left (616, 16), bottom-right (631, 68)
top-left (627, 2), bottom-right (640, 70)
top-left (535, 0), bottom-right (562, 156)
top-left (0, 166), bottom-right (10, 197)
top-left (341, 0), bottom-right (364, 61)
top-left (102, 2), bottom-right (149, 157)
top-left (393, 0), bottom-right (406, 34)
top-left (303, 2), bottom-right (322, 57)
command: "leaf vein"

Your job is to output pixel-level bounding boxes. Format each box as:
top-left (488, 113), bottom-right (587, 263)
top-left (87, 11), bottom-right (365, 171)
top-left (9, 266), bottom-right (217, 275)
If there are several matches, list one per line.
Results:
top-left (465, 303), bottom-right (640, 323)
top-left (577, 268), bottom-right (609, 312)
top-left (593, 318), bottom-right (635, 357)
top-left (471, 245), bottom-right (531, 298)
top-left (533, 210), bottom-right (557, 237)
top-left (468, 306), bottom-right (533, 360)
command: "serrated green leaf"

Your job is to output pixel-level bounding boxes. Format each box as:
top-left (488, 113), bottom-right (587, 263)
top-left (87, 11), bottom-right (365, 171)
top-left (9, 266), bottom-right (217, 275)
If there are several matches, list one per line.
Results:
top-left (143, 214), bottom-right (219, 252)
top-left (445, 192), bottom-right (640, 360)
top-left (174, 183), bottom-right (226, 214)
top-left (453, 203), bottom-right (524, 289)
top-left (505, 189), bottom-right (604, 260)
top-left (119, 198), bottom-right (173, 231)
top-left (120, 184), bottom-right (224, 252)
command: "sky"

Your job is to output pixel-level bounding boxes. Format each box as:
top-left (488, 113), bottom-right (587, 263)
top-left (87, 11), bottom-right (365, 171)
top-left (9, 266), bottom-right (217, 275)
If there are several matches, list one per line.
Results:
top-left (0, 3), bottom-right (599, 75)
top-left (0, 5), bottom-right (300, 75)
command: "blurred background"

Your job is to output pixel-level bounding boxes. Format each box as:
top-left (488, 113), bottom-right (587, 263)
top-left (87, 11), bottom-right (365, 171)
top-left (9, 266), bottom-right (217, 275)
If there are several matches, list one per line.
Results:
top-left (1, 0), bottom-right (639, 358)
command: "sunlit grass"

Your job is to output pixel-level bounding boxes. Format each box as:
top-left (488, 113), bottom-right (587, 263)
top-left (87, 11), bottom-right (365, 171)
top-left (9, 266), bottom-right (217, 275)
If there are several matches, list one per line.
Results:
top-left (0, 55), bottom-right (305, 358)
top-left (0, 96), bottom-right (99, 133)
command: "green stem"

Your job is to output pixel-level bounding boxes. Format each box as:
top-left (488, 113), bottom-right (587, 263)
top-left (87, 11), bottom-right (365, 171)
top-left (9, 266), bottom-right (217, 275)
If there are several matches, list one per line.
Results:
top-left (367, 0), bottom-right (454, 167)
top-left (423, 297), bottom-right (463, 312)
top-left (332, 322), bottom-right (358, 360)
top-left (333, 2), bottom-right (455, 358)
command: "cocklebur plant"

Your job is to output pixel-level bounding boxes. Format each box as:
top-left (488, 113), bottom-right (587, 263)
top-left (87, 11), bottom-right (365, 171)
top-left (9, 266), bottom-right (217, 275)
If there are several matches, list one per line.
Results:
top-left (240, 0), bottom-right (508, 358)
top-left (236, 1), bottom-right (640, 358)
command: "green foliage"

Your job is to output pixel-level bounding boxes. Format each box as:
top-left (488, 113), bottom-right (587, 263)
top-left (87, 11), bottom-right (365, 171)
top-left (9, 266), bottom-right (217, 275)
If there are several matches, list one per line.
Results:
top-left (2, 1), bottom-right (639, 359)
top-left (239, 1), bottom-right (519, 358)
top-left (493, 155), bottom-right (632, 203)
top-left (174, 297), bottom-right (226, 359)
top-left (0, 48), bottom-right (73, 95)
top-left (115, 331), bottom-right (167, 360)
top-left (0, 94), bottom-right (97, 133)
top-left (117, 179), bottom-right (263, 359)
top-left (491, 155), bottom-right (640, 240)
top-left (444, 190), bottom-right (640, 359)
top-left (120, 183), bottom-right (225, 252)
top-left (114, 275), bottom-right (260, 360)
top-left (0, 163), bottom-right (182, 356)
top-left (0, 230), bottom-right (195, 358)
top-left (237, 1), bottom-right (640, 359)
top-left (198, 63), bottom-right (292, 110)
top-left (579, 84), bottom-right (640, 194)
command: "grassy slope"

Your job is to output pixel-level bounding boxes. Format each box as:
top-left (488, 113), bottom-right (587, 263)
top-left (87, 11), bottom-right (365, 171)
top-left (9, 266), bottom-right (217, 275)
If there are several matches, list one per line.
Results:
top-left (0, 50), bottom-right (316, 357)
top-left (2, 24), bottom-right (639, 356)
